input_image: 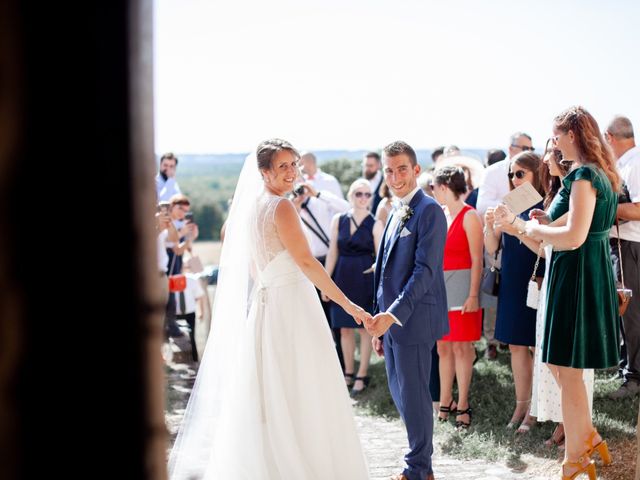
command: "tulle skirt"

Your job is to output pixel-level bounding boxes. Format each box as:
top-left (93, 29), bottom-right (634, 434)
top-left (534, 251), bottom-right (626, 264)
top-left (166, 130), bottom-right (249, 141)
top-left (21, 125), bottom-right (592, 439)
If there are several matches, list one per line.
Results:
top-left (169, 252), bottom-right (368, 479)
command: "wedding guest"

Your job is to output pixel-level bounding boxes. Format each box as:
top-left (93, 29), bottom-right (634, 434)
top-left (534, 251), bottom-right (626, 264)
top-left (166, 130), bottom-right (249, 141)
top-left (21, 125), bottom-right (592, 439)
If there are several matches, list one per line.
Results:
top-left (496, 106), bottom-right (620, 479)
top-left (431, 146), bottom-right (445, 165)
top-left (174, 264), bottom-right (206, 362)
top-left (164, 194), bottom-right (199, 338)
top-left (375, 181), bottom-right (394, 226)
top-left (477, 133), bottom-right (534, 360)
top-left (431, 166), bottom-right (483, 430)
top-left (484, 151), bottom-right (545, 432)
top-left (477, 132), bottom-right (534, 217)
top-left (293, 151), bottom-right (350, 368)
top-left (362, 151), bottom-right (385, 215)
top-left (418, 170), bottom-right (435, 199)
top-left (485, 148), bottom-right (507, 167)
top-left (156, 152), bottom-right (182, 202)
top-left (324, 179), bottom-right (384, 395)
top-left (498, 140), bottom-right (594, 444)
top-left (605, 115), bottom-right (640, 399)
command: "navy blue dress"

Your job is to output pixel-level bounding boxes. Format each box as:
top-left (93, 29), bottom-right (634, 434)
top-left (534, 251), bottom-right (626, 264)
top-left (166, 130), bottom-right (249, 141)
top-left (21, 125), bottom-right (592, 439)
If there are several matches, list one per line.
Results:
top-left (330, 214), bottom-right (376, 328)
top-left (495, 202), bottom-right (545, 346)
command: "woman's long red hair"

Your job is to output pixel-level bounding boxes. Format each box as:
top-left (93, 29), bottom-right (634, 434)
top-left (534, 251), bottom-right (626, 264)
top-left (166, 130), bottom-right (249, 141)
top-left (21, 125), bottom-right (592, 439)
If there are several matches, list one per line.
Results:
top-left (554, 106), bottom-right (621, 192)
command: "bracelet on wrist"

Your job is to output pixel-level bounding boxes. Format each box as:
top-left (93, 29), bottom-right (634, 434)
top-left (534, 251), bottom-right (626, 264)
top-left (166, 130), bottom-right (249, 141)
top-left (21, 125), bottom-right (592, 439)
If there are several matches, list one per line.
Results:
top-left (509, 216), bottom-right (517, 224)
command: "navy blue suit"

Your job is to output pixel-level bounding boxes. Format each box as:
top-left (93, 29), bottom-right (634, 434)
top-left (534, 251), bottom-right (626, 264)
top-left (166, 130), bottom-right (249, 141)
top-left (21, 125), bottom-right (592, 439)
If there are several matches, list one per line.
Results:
top-left (373, 189), bottom-right (448, 480)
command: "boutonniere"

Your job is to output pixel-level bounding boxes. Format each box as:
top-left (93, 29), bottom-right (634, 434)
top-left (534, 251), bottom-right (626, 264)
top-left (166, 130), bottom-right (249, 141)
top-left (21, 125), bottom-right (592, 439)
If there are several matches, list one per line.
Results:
top-left (398, 205), bottom-right (414, 227)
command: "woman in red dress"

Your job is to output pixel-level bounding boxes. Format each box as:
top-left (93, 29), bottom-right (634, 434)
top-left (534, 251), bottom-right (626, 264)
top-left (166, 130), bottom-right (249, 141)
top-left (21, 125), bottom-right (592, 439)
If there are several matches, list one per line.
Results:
top-left (431, 165), bottom-right (483, 430)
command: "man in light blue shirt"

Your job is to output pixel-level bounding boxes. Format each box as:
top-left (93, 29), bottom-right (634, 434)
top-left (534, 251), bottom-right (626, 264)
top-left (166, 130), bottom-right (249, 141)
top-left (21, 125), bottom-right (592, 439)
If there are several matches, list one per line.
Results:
top-left (156, 152), bottom-right (182, 202)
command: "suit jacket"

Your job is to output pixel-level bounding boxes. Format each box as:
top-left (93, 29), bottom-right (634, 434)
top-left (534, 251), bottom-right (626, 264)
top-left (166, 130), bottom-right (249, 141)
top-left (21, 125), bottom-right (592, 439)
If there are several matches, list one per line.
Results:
top-left (373, 189), bottom-right (449, 345)
top-left (371, 175), bottom-right (384, 216)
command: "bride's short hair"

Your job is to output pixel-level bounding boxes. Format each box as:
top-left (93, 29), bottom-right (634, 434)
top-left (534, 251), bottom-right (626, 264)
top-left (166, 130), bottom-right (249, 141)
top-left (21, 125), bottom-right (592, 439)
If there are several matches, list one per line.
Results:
top-left (256, 138), bottom-right (300, 171)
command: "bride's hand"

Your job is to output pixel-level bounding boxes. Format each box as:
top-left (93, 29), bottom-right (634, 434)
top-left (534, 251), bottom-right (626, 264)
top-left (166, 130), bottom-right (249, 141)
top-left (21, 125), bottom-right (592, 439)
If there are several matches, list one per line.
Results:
top-left (346, 302), bottom-right (371, 326)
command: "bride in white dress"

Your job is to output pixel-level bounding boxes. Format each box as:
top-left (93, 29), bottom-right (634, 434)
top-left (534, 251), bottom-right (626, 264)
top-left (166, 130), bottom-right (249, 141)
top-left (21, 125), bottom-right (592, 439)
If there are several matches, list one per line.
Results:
top-left (168, 139), bottom-right (370, 479)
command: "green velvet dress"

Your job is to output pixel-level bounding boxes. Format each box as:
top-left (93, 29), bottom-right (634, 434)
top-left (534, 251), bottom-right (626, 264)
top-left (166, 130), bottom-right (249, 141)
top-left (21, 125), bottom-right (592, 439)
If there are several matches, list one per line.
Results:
top-left (542, 165), bottom-right (620, 368)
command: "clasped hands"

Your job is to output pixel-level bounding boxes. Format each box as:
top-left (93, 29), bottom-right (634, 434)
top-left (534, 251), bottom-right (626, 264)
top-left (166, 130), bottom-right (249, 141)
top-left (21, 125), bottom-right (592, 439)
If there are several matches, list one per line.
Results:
top-left (363, 313), bottom-right (396, 337)
top-left (346, 303), bottom-right (395, 337)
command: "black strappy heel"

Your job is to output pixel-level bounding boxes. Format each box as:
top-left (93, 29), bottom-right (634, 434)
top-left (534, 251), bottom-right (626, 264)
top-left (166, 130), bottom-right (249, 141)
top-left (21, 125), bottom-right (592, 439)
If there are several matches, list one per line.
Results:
top-left (438, 399), bottom-right (457, 422)
top-left (455, 406), bottom-right (472, 430)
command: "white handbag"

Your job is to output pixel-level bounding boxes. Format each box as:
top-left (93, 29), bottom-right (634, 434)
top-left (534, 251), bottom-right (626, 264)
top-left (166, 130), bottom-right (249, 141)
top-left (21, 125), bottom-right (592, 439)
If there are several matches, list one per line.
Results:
top-left (526, 247), bottom-right (542, 310)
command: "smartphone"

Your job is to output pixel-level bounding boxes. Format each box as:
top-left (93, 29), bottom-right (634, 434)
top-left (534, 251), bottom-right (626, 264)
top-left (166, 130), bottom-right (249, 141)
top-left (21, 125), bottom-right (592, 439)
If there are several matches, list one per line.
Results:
top-left (184, 212), bottom-right (194, 223)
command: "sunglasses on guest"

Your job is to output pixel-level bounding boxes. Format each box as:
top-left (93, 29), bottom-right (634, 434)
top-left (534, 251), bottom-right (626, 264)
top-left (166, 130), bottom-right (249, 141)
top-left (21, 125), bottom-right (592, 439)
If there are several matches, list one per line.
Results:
top-left (511, 144), bottom-right (535, 151)
top-left (354, 191), bottom-right (372, 198)
top-left (507, 170), bottom-right (528, 180)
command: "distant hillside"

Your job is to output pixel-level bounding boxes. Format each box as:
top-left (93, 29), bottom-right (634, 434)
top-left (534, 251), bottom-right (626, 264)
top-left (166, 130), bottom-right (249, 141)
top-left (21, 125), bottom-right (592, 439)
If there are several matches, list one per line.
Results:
top-left (168, 148), bottom-right (490, 172)
top-left (165, 148), bottom-right (492, 240)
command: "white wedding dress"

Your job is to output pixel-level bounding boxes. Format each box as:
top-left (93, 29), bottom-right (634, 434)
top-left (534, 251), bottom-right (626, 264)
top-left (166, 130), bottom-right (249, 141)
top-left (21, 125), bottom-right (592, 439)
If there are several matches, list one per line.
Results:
top-left (168, 161), bottom-right (368, 479)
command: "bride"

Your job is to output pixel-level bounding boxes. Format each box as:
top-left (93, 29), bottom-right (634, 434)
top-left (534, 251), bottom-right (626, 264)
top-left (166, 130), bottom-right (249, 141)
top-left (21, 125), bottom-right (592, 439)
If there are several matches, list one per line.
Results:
top-left (168, 138), bottom-right (371, 479)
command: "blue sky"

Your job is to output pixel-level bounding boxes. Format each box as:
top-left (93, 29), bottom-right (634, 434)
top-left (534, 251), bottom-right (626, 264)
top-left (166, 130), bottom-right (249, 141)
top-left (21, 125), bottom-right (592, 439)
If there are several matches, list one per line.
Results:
top-left (154, 0), bottom-right (640, 154)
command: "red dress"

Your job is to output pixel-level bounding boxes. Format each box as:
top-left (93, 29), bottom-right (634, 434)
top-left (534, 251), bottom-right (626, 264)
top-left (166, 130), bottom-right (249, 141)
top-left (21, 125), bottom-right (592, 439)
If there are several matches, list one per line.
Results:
top-left (440, 204), bottom-right (482, 342)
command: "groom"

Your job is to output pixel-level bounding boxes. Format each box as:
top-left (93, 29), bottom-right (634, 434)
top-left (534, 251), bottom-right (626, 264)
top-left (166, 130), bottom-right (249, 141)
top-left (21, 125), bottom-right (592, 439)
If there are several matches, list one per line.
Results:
top-left (366, 141), bottom-right (448, 480)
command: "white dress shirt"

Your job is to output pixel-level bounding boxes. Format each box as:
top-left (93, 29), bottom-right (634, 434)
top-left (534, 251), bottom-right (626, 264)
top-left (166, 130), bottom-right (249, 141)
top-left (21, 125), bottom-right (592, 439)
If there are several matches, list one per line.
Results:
top-left (368, 171), bottom-right (382, 193)
top-left (384, 186), bottom-right (421, 245)
top-left (476, 158), bottom-right (511, 217)
top-left (156, 174), bottom-right (182, 202)
top-left (300, 170), bottom-right (349, 258)
top-left (611, 146), bottom-right (640, 242)
top-left (157, 229), bottom-right (169, 272)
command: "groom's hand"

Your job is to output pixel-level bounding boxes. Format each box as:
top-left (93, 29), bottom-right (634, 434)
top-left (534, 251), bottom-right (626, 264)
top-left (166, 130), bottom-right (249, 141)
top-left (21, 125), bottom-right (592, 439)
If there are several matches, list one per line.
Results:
top-left (367, 313), bottom-right (396, 337)
top-left (372, 337), bottom-right (384, 357)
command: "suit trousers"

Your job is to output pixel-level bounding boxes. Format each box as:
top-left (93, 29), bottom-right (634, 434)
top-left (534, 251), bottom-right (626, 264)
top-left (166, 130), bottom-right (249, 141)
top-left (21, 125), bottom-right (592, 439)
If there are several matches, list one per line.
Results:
top-left (614, 239), bottom-right (640, 382)
top-left (384, 333), bottom-right (435, 480)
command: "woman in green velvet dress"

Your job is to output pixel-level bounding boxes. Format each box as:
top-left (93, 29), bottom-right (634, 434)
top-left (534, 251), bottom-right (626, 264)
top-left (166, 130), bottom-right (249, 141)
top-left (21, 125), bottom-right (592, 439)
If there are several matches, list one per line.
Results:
top-left (495, 106), bottom-right (621, 480)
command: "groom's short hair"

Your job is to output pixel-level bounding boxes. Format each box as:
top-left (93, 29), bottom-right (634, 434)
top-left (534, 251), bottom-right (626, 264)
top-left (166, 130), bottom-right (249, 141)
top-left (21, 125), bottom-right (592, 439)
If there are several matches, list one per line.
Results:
top-left (383, 141), bottom-right (418, 167)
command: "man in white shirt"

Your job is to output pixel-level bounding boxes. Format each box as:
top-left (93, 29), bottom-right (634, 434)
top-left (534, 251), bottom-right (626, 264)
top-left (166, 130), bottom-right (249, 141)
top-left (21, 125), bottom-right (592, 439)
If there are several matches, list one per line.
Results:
top-left (296, 152), bottom-right (350, 259)
top-left (606, 116), bottom-right (640, 399)
top-left (476, 132), bottom-right (533, 359)
top-left (362, 151), bottom-right (384, 215)
top-left (294, 151), bottom-right (350, 369)
top-left (156, 152), bottom-right (182, 202)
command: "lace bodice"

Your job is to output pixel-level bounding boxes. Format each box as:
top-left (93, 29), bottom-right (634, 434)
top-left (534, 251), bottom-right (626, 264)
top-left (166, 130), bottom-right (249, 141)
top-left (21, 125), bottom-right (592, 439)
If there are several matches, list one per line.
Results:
top-left (251, 193), bottom-right (287, 271)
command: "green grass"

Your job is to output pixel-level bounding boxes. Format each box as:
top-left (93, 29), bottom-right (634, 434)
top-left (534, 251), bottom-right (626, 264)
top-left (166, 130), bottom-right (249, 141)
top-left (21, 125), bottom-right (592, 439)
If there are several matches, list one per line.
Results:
top-left (353, 342), bottom-right (639, 465)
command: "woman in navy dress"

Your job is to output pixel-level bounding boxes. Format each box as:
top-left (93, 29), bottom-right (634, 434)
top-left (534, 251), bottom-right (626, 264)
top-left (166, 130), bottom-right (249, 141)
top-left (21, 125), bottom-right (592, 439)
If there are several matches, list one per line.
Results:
top-left (324, 179), bottom-right (383, 396)
top-left (484, 151), bottom-right (545, 431)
